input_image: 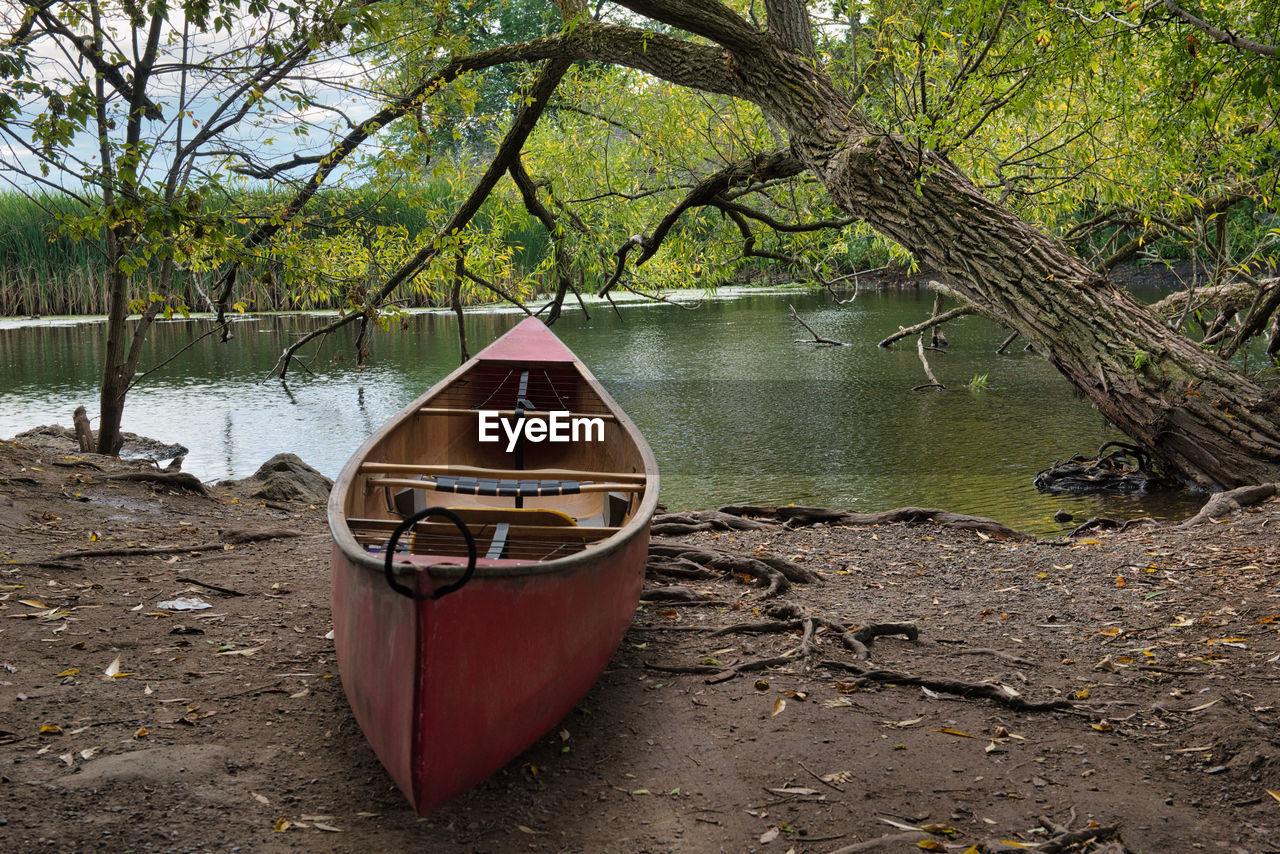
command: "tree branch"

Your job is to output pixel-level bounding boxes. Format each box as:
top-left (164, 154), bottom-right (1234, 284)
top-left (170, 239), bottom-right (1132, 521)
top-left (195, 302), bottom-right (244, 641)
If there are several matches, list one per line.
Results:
top-left (509, 156), bottom-right (575, 324)
top-left (878, 303), bottom-right (976, 348)
top-left (636, 149), bottom-right (806, 267)
top-left (1160, 0), bottom-right (1277, 56)
top-left (612, 0), bottom-right (762, 53)
top-left (271, 59), bottom-right (571, 379)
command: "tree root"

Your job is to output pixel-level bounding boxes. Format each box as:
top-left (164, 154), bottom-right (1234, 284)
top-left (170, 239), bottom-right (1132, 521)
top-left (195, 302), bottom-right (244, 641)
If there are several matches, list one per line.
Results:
top-left (719, 504), bottom-right (1030, 540)
top-left (1179, 482), bottom-right (1278, 527)
top-left (1065, 516), bottom-right (1158, 538)
top-left (52, 529), bottom-right (300, 560)
top-left (825, 823), bottom-right (1131, 854)
top-left (99, 470), bottom-right (209, 495)
top-left (643, 599), bottom-right (918, 683)
top-left (710, 601), bottom-right (916, 660)
top-left (639, 585), bottom-right (725, 605)
top-left (648, 541), bottom-right (822, 597)
top-left (1033, 442), bottom-right (1166, 494)
top-left (646, 595), bottom-right (1075, 713)
top-left (650, 509), bottom-right (777, 536)
top-left (816, 659), bottom-right (1073, 713)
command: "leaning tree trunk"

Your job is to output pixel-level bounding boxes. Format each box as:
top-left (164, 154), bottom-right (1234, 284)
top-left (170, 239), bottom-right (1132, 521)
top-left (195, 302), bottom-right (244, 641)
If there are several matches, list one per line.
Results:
top-left (725, 30), bottom-right (1280, 490)
top-left (589, 0), bottom-right (1280, 488)
top-left (826, 138), bottom-right (1280, 490)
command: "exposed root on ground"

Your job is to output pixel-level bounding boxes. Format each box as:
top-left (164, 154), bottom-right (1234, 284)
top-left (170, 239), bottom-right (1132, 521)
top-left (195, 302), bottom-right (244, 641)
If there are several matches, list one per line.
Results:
top-left (1180, 482), bottom-right (1278, 527)
top-left (650, 509), bottom-right (777, 536)
top-left (816, 660), bottom-right (1074, 713)
top-left (647, 541), bottom-right (822, 597)
top-left (644, 590), bottom-right (1076, 712)
top-left (710, 601), bottom-right (916, 661)
top-left (827, 822), bottom-right (1132, 854)
top-left (98, 470), bottom-right (209, 495)
top-left (639, 585), bottom-right (726, 605)
top-left (718, 504), bottom-right (1030, 540)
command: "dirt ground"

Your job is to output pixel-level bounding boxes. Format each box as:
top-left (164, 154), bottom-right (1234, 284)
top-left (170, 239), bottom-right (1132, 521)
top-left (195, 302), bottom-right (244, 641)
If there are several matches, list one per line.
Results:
top-left (1, 434), bottom-right (1278, 853)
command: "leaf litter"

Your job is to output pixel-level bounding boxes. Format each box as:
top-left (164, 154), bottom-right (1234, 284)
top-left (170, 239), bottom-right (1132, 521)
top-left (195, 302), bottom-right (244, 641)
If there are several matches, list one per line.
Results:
top-left (0, 438), bottom-right (1276, 852)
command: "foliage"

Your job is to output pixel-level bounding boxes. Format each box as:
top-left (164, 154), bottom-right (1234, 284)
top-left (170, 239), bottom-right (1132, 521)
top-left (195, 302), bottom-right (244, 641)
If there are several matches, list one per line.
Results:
top-left (820, 0), bottom-right (1279, 277)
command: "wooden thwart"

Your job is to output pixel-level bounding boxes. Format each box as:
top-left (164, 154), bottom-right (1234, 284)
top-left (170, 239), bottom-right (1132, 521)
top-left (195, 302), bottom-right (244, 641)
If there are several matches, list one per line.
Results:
top-left (359, 462), bottom-right (647, 483)
top-left (367, 476), bottom-right (643, 495)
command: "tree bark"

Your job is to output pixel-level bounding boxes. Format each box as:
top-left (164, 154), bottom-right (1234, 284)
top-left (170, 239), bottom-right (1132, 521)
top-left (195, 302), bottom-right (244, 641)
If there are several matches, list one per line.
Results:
top-left (96, 231), bottom-right (129, 456)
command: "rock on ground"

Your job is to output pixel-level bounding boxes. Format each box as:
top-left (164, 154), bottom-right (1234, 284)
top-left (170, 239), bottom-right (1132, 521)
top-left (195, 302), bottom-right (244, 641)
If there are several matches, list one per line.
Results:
top-left (233, 452), bottom-right (333, 504)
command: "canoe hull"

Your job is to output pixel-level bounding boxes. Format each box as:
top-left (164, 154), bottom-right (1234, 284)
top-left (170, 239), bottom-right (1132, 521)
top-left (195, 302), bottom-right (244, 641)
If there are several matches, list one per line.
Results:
top-left (331, 528), bottom-right (647, 813)
top-left (328, 317), bottom-right (658, 815)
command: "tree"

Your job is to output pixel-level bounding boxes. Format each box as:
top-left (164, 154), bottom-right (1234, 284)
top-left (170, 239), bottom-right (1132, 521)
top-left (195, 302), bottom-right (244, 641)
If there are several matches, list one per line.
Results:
top-left (0, 0), bottom-right (380, 453)
top-left (262, 0), bottom-right (1276, 489)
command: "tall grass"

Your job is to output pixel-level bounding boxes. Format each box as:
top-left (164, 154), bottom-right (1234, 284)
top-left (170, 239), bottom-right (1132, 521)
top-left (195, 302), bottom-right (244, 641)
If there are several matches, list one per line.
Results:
top-left (0, 181), bottom-right (554, 317)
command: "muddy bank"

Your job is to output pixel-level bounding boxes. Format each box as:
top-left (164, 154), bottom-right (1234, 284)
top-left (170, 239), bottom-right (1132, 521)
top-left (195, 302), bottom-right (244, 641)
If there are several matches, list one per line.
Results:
top-left (0, 437), bottom-right (1277, 853)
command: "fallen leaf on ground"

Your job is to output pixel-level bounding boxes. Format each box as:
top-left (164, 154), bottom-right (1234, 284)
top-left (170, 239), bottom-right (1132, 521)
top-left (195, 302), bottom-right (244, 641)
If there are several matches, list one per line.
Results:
top-left (771, 697), bottom-right (786, 717)
top-left (1186, 698), bottom-right (1221, 712)
top-left (215, 646), bottom-right (263, 657)
top-left (934, 728), bottom-right (975, 738)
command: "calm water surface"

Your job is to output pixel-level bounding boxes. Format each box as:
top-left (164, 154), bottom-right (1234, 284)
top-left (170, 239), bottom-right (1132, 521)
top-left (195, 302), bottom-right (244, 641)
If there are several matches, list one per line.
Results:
top-left (0, 289), bottom-right (1201, 534)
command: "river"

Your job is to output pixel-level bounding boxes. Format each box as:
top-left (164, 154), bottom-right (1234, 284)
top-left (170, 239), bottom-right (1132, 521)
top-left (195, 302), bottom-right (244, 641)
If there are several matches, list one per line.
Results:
top-left (0, 287), bottom-right (1202, 534)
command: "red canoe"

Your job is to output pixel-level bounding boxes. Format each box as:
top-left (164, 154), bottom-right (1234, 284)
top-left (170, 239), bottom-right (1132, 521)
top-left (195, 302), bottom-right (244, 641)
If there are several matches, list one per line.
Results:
top-left (328, 317), bottom-right (659, 814)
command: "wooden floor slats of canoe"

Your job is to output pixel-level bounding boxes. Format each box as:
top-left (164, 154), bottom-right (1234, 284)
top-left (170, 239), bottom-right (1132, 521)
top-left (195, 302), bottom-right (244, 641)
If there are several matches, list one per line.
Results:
top-left (428, 366), bottom-right (613, 417)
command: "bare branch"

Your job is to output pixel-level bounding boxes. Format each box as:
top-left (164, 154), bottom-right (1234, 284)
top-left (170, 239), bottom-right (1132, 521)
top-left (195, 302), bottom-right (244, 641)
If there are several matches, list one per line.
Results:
top-left (878, 304), bottom-right (977, 348)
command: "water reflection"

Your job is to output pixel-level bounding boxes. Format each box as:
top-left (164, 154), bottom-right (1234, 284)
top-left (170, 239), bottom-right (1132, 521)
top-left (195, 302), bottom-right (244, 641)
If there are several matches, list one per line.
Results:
top-left (0, 290), bottom-right (1202, 533)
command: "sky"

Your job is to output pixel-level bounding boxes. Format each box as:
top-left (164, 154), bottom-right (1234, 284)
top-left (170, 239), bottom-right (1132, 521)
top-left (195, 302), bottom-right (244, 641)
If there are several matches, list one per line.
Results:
top-left (0, 0), bottom-right (389, 197)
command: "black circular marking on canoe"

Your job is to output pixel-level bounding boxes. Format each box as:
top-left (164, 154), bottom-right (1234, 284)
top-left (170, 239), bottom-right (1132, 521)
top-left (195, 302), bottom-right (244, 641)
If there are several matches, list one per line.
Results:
top-left (383, 507), bottom-right (477, 600)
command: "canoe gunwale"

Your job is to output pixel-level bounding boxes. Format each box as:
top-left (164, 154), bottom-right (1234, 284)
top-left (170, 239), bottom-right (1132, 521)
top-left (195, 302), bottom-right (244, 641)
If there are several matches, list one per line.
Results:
top-left (328, 322), bottom-right (659, 583)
